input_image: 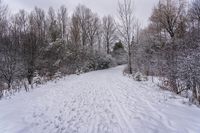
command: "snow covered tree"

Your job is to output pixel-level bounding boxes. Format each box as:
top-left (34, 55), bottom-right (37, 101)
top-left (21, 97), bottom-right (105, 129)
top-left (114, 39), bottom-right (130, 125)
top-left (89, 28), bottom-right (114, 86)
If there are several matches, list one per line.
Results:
top-left (189, 0), bottom-right (200, 34)
top-left (150, 0), bottom-right (186, 93)
top-left (117, 0), bottom-right (135, 74)
top-left (47, 7), bottom-right (60, 42)
top-left (102, 15), bottom-right (117, 54)
top-left (57, 5), bottom-right (68, 39)
top-left (73, 5), bottom-right (90, 48)
top-left (21, 7), bottom-right (47, 85)
top-left (112, 41), bottom-right (127, 65)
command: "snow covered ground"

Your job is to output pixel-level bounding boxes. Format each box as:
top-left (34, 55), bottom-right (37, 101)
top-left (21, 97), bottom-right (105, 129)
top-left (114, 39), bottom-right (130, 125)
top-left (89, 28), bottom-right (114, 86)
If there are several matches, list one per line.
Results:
top-left (0, 66), bottom-right (200, 133)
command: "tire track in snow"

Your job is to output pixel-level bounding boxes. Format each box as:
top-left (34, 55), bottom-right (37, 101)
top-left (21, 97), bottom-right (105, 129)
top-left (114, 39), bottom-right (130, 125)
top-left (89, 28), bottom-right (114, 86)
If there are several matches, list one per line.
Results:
top-left (106, 81), bottom-right (135, 133)
top-left (109, 76), bottom-right (176, 132)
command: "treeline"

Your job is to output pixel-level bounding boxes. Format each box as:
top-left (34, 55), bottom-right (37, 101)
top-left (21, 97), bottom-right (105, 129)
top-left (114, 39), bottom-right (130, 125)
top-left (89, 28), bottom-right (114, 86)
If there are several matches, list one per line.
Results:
top-left (0, 0), bottom-right (128, 96)
top-left (133, 0), bottom-right (200, 104)
top-left (1, 0), bottom-right (199, 104)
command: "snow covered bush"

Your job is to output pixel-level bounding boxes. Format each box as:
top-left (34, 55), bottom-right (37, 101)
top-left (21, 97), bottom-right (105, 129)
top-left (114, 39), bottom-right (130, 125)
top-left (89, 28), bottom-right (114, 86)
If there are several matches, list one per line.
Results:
top-left (0, 82), bottom-right (7, 99)
top-left (40, 39), bottom-right (67, 77)
top-left (93, 52), bottom-right (116, 70)
top-left (82, 52), bottom-right (116, 72)
top-left (32, 72), bottom-right (43, 86)
top-left (123, 67), bottom-right (148, 82)
top-left (134, 72), bottom-right (148, 81)
top-left (111, 41), bottom-right (127, 65)
top-left (134, 72), bottom-right (143, 81)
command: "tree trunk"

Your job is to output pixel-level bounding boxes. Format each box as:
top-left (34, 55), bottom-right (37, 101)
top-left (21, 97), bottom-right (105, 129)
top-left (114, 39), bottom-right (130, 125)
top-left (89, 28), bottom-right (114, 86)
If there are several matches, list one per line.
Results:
top-left (107, 42), bottom-right (110, 54)
top-left (192, 77), bottom-right (197, 100)
top-left (27, 69), bottom-right (34, 85)
top-left (128, 44), bottom-right (132, 74)
top-left (169, 38), bottom-right (178, 93)
top-left (7, 78), bottom-right (12, 90)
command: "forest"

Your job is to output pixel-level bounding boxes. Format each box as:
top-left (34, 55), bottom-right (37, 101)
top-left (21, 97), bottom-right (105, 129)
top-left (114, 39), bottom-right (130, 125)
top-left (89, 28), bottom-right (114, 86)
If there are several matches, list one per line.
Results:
top-left (0, 0), bottom-right (200, 105)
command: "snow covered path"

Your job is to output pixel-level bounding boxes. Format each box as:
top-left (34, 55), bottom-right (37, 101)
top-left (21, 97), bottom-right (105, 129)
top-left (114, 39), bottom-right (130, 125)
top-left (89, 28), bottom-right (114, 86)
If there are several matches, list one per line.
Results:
top-left (1, 66), bottom-right (200, 133)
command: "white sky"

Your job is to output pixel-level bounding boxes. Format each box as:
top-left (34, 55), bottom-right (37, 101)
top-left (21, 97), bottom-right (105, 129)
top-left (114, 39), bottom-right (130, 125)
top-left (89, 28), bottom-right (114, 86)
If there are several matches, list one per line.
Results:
top-left (5, 0), bottom-right (159, 27)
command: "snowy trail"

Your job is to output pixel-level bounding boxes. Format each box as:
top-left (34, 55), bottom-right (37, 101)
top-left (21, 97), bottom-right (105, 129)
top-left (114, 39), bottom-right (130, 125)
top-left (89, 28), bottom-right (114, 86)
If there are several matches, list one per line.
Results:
top-left (0, 66), bottom-right (200, 133)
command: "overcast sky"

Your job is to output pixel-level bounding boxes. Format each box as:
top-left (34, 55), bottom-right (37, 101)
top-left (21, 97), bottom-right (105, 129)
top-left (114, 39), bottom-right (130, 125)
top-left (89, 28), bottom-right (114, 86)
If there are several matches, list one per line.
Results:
top-left (5, 0), bottom-right (159, 27)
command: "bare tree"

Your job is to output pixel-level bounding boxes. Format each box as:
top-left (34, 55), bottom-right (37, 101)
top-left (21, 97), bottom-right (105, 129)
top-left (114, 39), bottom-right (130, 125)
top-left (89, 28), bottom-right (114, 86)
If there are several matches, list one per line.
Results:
top-left (23, 7), bottom-right (47, 85)
top-left (0, 16), bottom-right (23, 90)
top-left (0, 36), bottom-right (21, 89)
top-left (150, 0), bottom-right (186, 38)
top-left (74, 5), bottom-right (100, 52)
top-left (102, 15), bottom-right (116, 54)
top-left (135, 20), bottom-right (141, 44)
top-left (86, 13), bottom-right (100, 52)
top-left (150, 0), bottom-right (186, 93)
top-left (0, 0), bottom-right (12, 89)
top-left (70, 14), bottom-right (81, 46)
top-left (189, 0), bottom-right (200, 35)
top-left (0, 0), bottom-right (8, 38)
top-left (48, 7), bottom-right (60, 42)
top-left (48, 7), bottom-right (56, 24)
top-left (117, 0), bottom-right (135, 74)
top-left (96, 26), bottom-right (103, 52)
top-left (58, 5), bottom-right (68, 39)
top-left (74, 5), bottom-right (90, 48)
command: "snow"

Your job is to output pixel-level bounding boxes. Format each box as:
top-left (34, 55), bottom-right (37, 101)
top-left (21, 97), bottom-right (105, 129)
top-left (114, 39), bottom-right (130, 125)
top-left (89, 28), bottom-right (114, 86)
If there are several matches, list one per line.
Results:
top-left (0, 65), bottom-right (200, 133)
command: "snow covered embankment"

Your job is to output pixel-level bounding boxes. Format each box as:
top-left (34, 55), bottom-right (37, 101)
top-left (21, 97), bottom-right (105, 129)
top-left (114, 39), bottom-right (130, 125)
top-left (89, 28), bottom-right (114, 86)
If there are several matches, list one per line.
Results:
top-left (0, 66), bottom-right (200, 133)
